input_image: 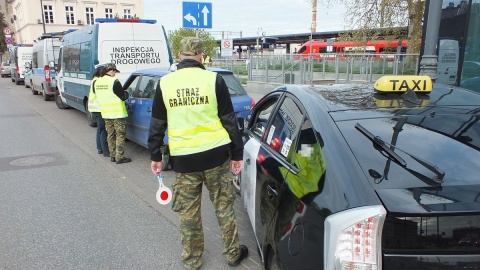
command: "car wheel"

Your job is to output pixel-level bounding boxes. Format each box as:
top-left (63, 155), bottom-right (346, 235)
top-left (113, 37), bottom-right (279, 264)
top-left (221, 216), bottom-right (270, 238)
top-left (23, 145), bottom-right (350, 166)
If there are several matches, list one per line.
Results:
top-left (55, 89), bottom-right (68, 109)
top-left (233, 171), bottom-right (241, 195)
top-left (266, 248), bottom-right (280, 270)
top-left (15, 78), bottom-right (20, 85)
top-left (11, 77), bottom-right (14, 82)
top-left (1, 74), bottom-right (4, 78)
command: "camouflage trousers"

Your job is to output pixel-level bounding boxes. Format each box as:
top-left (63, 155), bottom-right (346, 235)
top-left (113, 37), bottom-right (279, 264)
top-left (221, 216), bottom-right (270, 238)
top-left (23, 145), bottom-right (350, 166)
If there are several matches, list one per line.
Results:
top-left (104, 118), bottom-right (126, 160)
top-left (171, 160), bottom-right (241, 270)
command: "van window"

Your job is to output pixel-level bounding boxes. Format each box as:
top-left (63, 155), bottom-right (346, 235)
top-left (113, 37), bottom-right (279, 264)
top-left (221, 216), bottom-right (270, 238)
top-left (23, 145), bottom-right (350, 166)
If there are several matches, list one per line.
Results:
top-left (64, 44), bottom-right (80, 71)
top-left (80, 42), bottom-right (92, 72)
top-left (32, 51), bottom-right (38, 68)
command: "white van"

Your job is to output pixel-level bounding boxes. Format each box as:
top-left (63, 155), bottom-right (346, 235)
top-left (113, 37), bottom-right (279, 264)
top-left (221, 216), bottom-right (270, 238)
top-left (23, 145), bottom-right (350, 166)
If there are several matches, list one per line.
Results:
top-left (10, 44), bottom-right (33, 85)
top-left (55, 18), bottom-right (173, 126)
top-left (437, 39), bottom-right (459, 85)
top-left (27, 32), bottom-right (67, 101)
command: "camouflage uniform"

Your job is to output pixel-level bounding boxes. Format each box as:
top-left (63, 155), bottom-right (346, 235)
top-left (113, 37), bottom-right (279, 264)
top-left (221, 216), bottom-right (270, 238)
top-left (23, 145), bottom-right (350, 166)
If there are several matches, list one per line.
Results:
top-left (105, 118), bottom-right (126, 160)
top-left (171, 160), bottom-right (241, 270)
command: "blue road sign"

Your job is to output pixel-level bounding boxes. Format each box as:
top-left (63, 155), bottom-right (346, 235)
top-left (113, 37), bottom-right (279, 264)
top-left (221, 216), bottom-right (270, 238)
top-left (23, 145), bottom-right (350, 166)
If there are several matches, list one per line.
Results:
top-left (183, 2), bottom-right (212, 29)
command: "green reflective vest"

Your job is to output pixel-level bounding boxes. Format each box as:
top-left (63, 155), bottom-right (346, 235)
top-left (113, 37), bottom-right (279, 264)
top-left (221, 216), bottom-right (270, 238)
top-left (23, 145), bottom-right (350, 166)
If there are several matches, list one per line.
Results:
top-left (95, 75), bottom-right (127, 119)
top-left (87, 77), bottom-right (100, 112)
top-left (160, 68), bottom-right (231, 156)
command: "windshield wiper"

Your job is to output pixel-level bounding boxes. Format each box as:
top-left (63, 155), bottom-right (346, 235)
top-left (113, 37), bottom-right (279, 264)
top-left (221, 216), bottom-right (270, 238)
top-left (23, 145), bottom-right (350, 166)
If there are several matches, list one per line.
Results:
top-left (355, 123), bottom-right (445, 184)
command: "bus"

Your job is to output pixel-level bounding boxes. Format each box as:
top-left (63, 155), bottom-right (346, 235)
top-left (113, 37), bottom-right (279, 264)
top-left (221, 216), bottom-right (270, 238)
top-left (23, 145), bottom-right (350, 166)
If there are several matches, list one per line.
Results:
top-left (55, 18), bottom-right (173, 126)
top-left (296, 39), bottom-right (408, 60)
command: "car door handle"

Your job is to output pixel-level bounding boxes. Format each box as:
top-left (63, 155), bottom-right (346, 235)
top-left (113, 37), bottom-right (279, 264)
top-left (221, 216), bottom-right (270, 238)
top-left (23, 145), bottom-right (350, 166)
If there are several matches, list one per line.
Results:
top-left (146, 107), bottom-right (152, 113)
top-left (267, 184), bottom-right (278, 197)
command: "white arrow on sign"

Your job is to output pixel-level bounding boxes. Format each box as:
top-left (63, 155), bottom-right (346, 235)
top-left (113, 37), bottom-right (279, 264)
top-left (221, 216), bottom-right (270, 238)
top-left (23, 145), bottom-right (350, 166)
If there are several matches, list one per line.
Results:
top-left (184, 13), bottom-right (197, 25)
top-left (201, 6), bottom-right (210, 27)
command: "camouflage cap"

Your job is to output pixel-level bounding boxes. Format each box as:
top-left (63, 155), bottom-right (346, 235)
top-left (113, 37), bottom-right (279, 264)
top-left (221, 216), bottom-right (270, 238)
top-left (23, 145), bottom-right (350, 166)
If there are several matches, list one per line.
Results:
top-left (179, 37), bottom-right (203, 56)
top-left (104, 63), bottom-right (120, 73)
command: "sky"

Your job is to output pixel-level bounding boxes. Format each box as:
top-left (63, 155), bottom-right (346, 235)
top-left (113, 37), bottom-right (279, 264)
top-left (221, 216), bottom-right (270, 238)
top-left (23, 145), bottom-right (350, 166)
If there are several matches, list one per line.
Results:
top-left (143, 0), bottom-right (347, 39)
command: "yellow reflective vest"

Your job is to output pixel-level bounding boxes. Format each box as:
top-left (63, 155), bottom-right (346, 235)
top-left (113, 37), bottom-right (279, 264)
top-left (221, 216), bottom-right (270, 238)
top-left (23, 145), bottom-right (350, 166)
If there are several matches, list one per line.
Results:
top-left (95, 75), bottom-right (127, 119)
top-left (87, 77), bottom-right (100, 112)
top-left (160, 68), bottom-right (231, 156)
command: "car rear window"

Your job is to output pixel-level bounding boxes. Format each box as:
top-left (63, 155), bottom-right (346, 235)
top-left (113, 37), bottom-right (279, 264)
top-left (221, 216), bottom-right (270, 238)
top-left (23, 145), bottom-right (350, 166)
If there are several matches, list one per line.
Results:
top-left (221, 74), bottom-right (247, 96)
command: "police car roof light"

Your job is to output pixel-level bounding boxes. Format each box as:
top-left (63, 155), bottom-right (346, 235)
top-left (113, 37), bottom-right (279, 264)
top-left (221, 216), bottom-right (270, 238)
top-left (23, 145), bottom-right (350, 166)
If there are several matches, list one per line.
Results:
top-left (95, 18), bottom-right (156, 24)
top-left (16, 44), bottom-right (33, 47)
top-left (374, 75), bottom-right (433, 94)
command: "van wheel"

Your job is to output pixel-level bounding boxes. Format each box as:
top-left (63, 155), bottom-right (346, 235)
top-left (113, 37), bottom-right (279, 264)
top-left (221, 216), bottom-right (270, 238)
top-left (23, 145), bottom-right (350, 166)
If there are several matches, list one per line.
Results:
top-left (15, 79), bottom-right (21, 85)
top-left (43, 89), bottom-right (50, 101)
top-left (32, 87), bottom-right (38, 95)
top-left (55, 89), bottom-right (68, 109)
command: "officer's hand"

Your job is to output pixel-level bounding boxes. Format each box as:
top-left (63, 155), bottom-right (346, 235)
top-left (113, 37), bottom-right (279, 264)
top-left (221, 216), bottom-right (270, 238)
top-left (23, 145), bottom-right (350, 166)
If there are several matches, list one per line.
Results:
top-left (151, 161), bottom-right (162, 175)
top-left (231, 160), bottom-right (243, 175)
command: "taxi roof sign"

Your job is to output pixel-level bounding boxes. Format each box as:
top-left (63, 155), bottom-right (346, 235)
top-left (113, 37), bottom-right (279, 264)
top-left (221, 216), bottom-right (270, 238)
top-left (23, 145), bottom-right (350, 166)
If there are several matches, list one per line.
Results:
top-left (374, 75), bottom-right (432, 93)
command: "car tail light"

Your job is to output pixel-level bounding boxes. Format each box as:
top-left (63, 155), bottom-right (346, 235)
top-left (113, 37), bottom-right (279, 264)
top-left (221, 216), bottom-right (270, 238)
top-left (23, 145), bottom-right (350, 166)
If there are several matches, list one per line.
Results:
top-left (256, 153), bottom-right (266, 163)
top-left (1, 67), bottom-right (4, 71)
top-left (16, 66), bottom-right (19, 73)
top-left (324, 205), bottom-right (386, 270)
top-left (44, 65), bottom-right (50, 82)
top-left (251, 99), bottom-right (256, 108)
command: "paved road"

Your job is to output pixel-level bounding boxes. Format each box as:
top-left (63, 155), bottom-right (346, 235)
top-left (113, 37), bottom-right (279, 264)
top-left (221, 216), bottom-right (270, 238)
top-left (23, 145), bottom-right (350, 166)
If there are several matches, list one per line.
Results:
top-left (0, 78), bottom-right (264, 270)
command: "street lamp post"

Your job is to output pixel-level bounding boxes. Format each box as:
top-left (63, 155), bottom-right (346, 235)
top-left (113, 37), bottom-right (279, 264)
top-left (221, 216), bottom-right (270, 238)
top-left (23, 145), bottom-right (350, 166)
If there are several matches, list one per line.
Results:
top-left (40, 0), bottom-right (46, 34)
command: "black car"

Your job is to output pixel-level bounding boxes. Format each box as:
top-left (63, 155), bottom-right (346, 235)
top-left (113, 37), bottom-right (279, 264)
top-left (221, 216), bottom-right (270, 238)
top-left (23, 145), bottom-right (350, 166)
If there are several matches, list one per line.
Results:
top-left (240, 75), bottom-right (480, 270)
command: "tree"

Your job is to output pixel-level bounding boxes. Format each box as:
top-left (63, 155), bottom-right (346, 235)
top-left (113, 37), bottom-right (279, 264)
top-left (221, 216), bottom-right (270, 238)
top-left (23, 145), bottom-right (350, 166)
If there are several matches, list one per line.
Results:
top-left (0, 10), bottom-right (9, 55)
top-left (167, 28), bottom-right (217, 60)
top-left (312, 0), bottom-right (424, 54)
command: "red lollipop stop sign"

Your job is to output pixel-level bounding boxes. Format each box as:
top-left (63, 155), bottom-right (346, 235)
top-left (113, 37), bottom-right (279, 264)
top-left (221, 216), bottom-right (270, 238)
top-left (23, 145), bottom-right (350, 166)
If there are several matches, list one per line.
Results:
top-left (156, 174), bottom-right (172, 205)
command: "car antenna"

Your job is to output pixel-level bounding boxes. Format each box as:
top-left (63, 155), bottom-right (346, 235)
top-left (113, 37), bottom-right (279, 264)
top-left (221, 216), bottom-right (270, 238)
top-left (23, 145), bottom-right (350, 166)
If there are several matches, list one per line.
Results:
top-left (401, 88), bottom-right (421, 105)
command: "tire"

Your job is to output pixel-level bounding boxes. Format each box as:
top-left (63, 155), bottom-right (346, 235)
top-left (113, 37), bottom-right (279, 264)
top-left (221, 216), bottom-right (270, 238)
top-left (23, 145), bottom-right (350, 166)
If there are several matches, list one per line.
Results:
top-left (11, 77), bottom-right (14, 82)
top-left (233, 170), bottom-right (241, 195)
top-left (15, 78), bottom-right (21, 85)
top-left (24, 80), bottom-right (30, 88)
top-left (1, 74), bottom-right (4, 78)
top-left (55, 89), bottom-right (68, 109)
top-left (43, 88), bottom-right (50, 101)
top-left (32, 86), bottom-right (38, 95)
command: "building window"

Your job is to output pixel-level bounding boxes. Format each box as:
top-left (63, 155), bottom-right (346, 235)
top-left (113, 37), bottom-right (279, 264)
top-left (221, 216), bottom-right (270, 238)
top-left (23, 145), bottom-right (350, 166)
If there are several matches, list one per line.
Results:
top-left (65, 6), bottom-right (75, 25)
top-left (105, 8), bottom-right (113, 19)
top-left (123, 9), bottom-right (132, 19)
top-left (43, 5), bottom-right (54, 24)
top-left (86, 7), bottom-right (95, 25)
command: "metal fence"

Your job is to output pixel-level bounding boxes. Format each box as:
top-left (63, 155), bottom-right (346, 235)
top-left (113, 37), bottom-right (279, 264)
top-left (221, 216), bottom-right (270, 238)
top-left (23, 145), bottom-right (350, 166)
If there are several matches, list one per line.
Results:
top-left (211, 53), bottom-right (421, 85)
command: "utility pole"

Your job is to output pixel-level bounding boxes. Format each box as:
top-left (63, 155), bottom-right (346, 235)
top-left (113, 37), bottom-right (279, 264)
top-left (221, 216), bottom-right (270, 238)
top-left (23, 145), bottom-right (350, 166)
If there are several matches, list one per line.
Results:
top-left (419, 0), bottom-right (442, 81)
top-left (40, 0), bottom-right (46, 34)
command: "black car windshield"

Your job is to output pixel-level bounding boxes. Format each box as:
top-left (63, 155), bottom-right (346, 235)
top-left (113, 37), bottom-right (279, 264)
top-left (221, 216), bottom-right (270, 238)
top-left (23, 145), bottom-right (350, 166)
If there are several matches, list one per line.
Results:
top-left (221, 74), bottom-right (247, 96)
